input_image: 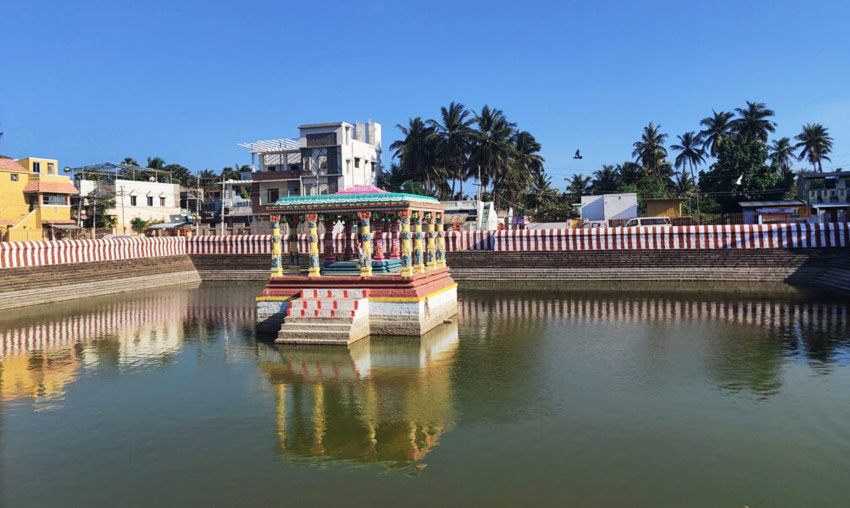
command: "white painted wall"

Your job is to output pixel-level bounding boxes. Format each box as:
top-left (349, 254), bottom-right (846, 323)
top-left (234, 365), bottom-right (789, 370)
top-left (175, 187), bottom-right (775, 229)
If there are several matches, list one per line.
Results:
top-left (579, 193), bottom-right (637, 221)
top-left (79, 179), bottom-right (183, 229)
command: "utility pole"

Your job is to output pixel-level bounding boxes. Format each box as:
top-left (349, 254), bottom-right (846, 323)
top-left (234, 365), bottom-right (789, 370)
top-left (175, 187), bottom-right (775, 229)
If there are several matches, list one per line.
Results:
top-left (195, 182), bottom-right (201, 237)
top-left (220, 176), bottom-right (226, 236)
top-left (119, 186), bottom-right (126, 234)
top-left (91, 190), bottom-right (96, 239)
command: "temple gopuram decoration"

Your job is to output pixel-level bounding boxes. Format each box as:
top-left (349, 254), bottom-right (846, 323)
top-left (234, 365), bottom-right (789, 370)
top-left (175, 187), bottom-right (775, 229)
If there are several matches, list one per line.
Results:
top-left (256, 186), bottom-right (457, 345)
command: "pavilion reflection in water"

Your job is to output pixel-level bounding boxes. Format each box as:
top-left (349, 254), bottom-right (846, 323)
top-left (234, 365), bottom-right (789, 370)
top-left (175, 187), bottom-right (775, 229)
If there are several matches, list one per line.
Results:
top-left (258, 321), bottom-right (458, 468)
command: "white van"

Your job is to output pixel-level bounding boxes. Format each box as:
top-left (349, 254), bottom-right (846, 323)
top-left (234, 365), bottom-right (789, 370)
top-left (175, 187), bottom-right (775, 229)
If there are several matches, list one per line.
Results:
top-left (625, 217), bottom-right (672, 227)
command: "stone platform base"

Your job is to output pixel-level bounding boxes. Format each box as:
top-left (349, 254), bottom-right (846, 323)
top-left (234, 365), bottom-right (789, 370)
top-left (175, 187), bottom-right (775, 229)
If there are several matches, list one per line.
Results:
top-left (256, 268), bottom-right (458, 340)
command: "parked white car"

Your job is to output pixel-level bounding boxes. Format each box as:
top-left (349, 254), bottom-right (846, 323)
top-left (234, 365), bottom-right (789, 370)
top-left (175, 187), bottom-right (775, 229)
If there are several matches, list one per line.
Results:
top-left (581, 220), bottom-right (609, 229)
top-left (625, 217), bottom-right (672, 227)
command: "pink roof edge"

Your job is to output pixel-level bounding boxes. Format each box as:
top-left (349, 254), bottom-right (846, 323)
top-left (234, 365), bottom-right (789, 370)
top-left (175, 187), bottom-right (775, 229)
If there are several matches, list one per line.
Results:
top-left (334, 185), bottom-right (389, 195)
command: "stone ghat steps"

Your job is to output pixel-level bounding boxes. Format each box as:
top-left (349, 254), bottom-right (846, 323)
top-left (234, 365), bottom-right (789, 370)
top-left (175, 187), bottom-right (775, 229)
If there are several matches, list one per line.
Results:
top-left (0, 257), bottom-right (198, 293)
top-left (451, 267), bottom-right (824, 281)
top-left (276, 290), bottom-right (371, 345)
top-left (446, 250), bottom-right (848, 268)
top-left (815, 259), bottom-right (850, 293)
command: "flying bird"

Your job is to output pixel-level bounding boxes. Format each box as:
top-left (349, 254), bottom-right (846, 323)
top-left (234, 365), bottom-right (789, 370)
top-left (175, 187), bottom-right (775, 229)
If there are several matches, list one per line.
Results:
top-left (573, 150), bottom-right (582, 159)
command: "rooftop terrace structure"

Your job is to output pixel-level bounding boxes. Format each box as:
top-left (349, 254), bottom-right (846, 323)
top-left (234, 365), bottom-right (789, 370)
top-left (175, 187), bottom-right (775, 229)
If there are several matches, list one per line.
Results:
top-left (256, 186), bottom-right (457, 344)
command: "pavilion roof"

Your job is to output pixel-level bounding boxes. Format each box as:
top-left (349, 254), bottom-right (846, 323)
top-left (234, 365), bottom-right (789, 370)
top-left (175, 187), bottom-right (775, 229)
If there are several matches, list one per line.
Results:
top-left (268, 188), bottom-right (443, 215)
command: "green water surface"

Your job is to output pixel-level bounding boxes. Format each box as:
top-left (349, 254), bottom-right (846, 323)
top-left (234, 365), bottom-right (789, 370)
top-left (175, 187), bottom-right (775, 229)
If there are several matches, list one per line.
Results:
top-left (1, 284), bottom-right (849, 507)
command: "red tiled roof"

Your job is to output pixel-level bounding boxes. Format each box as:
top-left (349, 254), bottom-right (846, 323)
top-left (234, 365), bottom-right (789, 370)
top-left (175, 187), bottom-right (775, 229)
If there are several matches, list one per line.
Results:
top-left (0, 158), bottom-right (25, 172)
top-left (22, 180), bottom-right (79, 194)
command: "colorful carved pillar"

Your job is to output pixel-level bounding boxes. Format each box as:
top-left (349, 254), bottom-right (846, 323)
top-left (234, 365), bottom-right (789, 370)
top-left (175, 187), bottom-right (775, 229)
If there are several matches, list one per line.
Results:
top-left (390, 217), bottom-right (400, 259)
top-left (425, 212), bottom-right (436, 270)
top-left (288, 217), bottom-right (300, 274)
top-left (399, 210), bottom-right (413, 276)
top-left (372, 217), bottom-right (385, 261)
top-left (357, 211), bottom-right (373, 277)
top-left (413, 211), bottom-right (424, 274)
top-left (343, 219), bottom-right (356, 261)
top-left (305, 213), bottom-right (321, 277)
top-left (323, 218), bottom-right (336, 264)
top-left (435, 211), bottom-right (446, 268)
top-left (269, 214), bottom-right (283, 277)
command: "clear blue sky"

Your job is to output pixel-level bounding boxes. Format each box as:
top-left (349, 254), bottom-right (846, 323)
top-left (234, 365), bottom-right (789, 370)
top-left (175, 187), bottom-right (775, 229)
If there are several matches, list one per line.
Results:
top-left (2, 0), bottom-right (849, 190)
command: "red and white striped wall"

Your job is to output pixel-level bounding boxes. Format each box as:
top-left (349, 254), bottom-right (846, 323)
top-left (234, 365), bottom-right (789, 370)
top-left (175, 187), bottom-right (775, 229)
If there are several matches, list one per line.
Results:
top-left (2, 223), bottom-right (846, 269)
top-left (493, 223), bottom-right (850, 252)
top-left (0, 237), bottom-right (186, 269)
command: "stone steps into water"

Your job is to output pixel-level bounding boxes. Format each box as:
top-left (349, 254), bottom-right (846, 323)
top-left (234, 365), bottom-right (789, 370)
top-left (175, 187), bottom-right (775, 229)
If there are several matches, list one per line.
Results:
top-left (275, 289), bottom-right (371, 345)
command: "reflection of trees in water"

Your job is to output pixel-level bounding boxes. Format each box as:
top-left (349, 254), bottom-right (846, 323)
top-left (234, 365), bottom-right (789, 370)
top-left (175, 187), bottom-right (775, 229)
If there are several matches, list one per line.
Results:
top-left (459, 292), bottom-right (850, 399)
top-left (259, 323), bottom-right (458, 470)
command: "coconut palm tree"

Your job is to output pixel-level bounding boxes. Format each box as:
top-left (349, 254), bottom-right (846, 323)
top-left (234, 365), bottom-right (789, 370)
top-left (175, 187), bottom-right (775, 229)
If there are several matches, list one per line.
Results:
top-left (731, 101), bottom-right (776, 144)
top-left (632, 123), bottom-right (668, 176)
top-left (591, 165), bottom-right (620, 194)
top-left (501, 130), bottom-right (545, 209)
top-left (526, 172), bottom-right (557, 211)
top-left (768, 137), bottom-right (797, 172)
top-left (699, 110), bottom-right (734, 157)
top-left (469, 105), bottom-right (517, 207)
top-left (146, 156), bottom-right (165, 169)
top-left (122, 157), bottom-right (139, 167)
top-left (795, 123), bottom-right (833, 173)
top-left (671, 131), bottom-right (705, 182)
top-left (566, 173), bottom-right (591, 200)
top-left (429, 102), bottom-right (475, 197)
top-left (672, 170), bottom-right (696, 199)
top-left (615, 161), bottom-right (642, 186)
top-left (390, 117), bottom-right (439, 193)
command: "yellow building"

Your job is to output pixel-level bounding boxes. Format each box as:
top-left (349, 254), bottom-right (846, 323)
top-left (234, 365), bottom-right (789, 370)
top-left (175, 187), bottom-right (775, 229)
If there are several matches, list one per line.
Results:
top-left (0, 157), bottom-right (78, 241)
top-left (645, 198), bottom-right (685, 218)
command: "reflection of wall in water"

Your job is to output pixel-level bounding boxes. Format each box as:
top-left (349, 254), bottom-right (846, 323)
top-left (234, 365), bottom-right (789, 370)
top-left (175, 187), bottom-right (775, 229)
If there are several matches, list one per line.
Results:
top-left (0, 290), bottom-right (257, 406)
top-left (460, 297), bottom-right (850, 331)
top-left (259, 323), bottom-right (458, 468)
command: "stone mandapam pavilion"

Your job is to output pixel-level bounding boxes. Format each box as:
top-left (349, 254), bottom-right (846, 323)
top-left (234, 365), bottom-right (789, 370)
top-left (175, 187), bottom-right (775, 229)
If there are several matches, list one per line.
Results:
top-left (256, 186), bottom-right (457, 344)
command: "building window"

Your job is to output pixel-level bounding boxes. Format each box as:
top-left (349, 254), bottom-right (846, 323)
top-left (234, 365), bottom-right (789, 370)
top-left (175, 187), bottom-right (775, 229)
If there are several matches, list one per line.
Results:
top-left (160, 197), bottom-right (166, 206)
top-left (42, 193), bottom-right (67, 206)
top-left (147, 196), bottom-right (153, 207)
top-left (267, 188), bottom-right (279, 203)
top-left (267, 165), bottom-right (276, 172)
top-left (33, 161), bottom-right (41, 173)
top-left (130, 196), bottom-right (137, 206)
top-left (47, 163), bottom-right (55, 174)
top-left (10, 174), bottom-right (18, 182)
top-left (354, 158), bottom-right (360, 168)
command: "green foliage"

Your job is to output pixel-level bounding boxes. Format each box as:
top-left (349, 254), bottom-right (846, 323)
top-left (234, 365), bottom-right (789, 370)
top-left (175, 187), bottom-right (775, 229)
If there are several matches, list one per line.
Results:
top-left (698, 141), bottom-right (789, 211)
top-left (391, 103), bottom-right (546, 208)
top-left (130, 217), bottom-right (148, 233)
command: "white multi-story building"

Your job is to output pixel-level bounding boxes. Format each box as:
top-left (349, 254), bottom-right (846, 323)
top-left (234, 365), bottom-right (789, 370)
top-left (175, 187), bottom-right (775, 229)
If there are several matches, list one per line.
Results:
top-left (78, 178), bottom-right (183, 232)
top-left (239, 120), bottom-right (382, 217)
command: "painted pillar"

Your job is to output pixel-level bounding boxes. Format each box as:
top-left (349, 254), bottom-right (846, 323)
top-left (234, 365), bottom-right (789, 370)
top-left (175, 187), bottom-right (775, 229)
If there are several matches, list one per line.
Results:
top-left (305, 213), bottom-right (321, 277)
top-left (357, 211), bottom-right (373, 277)
top-left (399, 210), bottom-right (413, 276)
top-left (270, 214), bottom-right (283, 277)
top-left (343, 219), bottom-right (356, 261)
top-left (372, 217), bottom-right (385, 261)
top-left (390, 217), bottom-right (400, 259)
top-left (288, 218), bottom-right (300, 274)
top-left (413, 211), bottom-right (424, 274)
top-left (323, 218), bottom-right (336, 264)
top-left (435, 211), bottom-right (446, 268)
top-left (425, 212), bottom-right (436, 270)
